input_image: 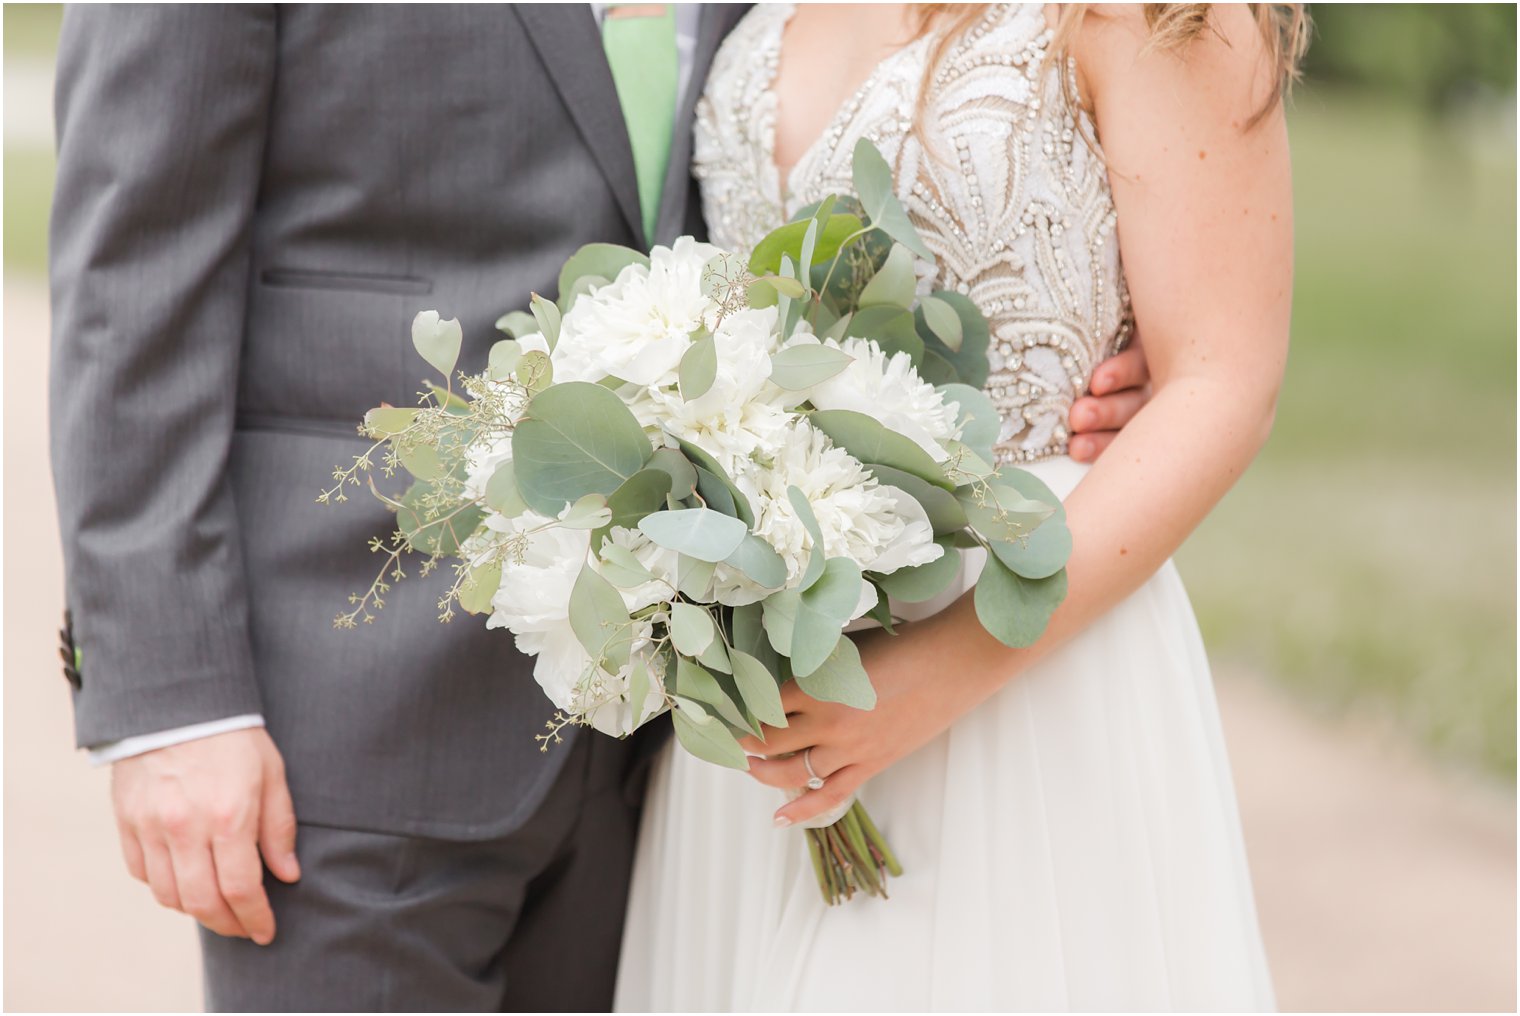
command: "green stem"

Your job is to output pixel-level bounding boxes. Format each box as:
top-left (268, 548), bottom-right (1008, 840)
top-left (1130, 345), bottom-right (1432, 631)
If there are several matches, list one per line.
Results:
top-left (853, 801), bottom-right (903, 877)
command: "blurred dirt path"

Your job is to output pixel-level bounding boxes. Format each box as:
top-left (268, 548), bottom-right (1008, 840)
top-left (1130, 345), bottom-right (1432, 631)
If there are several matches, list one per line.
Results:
top-left (3, 276), bottom-right (1514, 1012)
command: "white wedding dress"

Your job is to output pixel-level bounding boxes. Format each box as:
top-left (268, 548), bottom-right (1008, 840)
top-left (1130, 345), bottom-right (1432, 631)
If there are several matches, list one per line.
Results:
top-left (615, 5), bottom-right (1275, 1011)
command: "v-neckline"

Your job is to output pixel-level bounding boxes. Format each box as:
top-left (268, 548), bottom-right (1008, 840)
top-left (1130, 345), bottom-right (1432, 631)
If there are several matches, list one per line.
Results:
top-left (761, 3), bottom-right (931, 215)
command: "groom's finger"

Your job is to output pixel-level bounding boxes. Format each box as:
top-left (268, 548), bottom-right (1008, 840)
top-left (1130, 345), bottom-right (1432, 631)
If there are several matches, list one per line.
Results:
top-left (116, 820), bottom-right (148, 883)
top-left (140, 836), bottom-right (182, 912)
top-left (168, 838), bottom-right (247, 940)
top-left (212, 833), bottom-right (276, 945)
top-left (258, 758), bottom-right (301, 885)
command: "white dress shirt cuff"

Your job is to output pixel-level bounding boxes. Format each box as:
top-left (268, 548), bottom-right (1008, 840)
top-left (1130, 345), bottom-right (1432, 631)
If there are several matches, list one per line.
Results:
top-left (87, 714), bottom-right (266, 766)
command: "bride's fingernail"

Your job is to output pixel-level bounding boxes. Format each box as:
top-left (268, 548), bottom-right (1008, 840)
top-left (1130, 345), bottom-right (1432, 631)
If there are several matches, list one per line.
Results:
top-left (773, 815), bottom-right (792, 828)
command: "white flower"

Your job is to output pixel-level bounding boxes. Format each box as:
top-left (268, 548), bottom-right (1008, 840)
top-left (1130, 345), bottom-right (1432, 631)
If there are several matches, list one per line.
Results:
top-left (463, 433), bottom-right (513, 505)
top-left (738, 421), bottom-right (941, 587)
top-left (800, 335), bottom-right (961, 462)
top-left (597, 526), bottom-right (682, 612)
top-left (485, 513), bottom-right (665, 737)
top-left (631, 306), bottom-right (794, 474)
top-left (551, 237), bottom-right (719, 387)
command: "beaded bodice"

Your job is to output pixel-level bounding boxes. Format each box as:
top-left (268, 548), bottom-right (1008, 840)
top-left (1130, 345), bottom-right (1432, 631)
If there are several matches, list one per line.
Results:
top-left (694, 3), bottom-right (1132, 463)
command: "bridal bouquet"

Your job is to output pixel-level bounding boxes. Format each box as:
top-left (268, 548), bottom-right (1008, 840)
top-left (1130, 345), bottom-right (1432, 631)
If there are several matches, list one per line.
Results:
top-left (321, 141), bottom-right (1071, 904)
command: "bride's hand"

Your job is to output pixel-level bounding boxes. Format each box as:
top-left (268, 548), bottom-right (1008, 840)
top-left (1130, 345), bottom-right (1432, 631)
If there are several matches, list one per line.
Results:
top-left (737, 612), bottom-right (1010, 827)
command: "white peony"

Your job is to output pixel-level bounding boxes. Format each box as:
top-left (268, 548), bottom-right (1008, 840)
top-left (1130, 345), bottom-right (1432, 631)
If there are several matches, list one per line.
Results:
top-left (551, 237), bottom-right (719, 388)
top-left (738, 422), bottom-right (942, 588)
top-left (631, 306), bottom-right (794, 475)
top-left (798, 335), bottom-right (961, 462)
top-left (463, 433), bottom-right (513, 505)
top-left (485, 512), bottom-right (664, 737)
top-left (597, 526), bottom-right (682, 612)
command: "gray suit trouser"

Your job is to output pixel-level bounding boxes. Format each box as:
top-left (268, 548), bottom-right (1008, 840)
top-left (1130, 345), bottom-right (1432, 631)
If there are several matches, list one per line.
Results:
top-left (200, 735), bottom-right (638, 1012)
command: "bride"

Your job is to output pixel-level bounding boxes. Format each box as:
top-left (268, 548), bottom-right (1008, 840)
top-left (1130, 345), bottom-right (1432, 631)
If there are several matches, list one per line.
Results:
top-left (617, 3), bottom-right (1303, 1010)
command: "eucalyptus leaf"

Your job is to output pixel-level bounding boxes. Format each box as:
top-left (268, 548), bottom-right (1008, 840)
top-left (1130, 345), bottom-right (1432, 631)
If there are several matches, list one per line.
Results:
top-left (729, 649), bottom-right (786, 727)
top-left (457, 561), bottom-right (502, 616)
top-left (569, 563), bottom-right (633, 669)
top-left (646, 447), bottom-right (699, 500)
top-left (602, 468), bottom-right (674, 537)
top-left (916, 347), bottom-right (960, 386)
top-left (749, 212), bottom-right (863, 276)
top-left (698, 635), bottom-right (732, 675)
top-left (798, 216), bottom-right (819, 281)
top-left (808, 409), bottom-right (952, 490)
top-left (487, 339), bottom-right (523, 380)
top-left (985, 467), bottom-right (1071, 579)
top-left (511, 382), bottom-right (652, 515)
top-left (560, 493), bottom-right (613, 530)
top-left (791, 557), bottom-right (863, 678)
top-left (529, 293), bottom-right (561, 350)
top-left (858, 244), bottom-right (917, 310)
top-left (598, 542), bottom-right (658, 589)
top-left (397, 441), bottom-right (443, 481)
top-left (852, 138), bottom-right (934, 260)
top-left (761, 587), bottom-right (800, 656)
top-left (874, 541), bottom-right (962, 602)
top-left (919, 294), bottom-right (964, 352)
top-left (844, 305), bottom-right (923, 364)
top-left (485, 461), bottom-right (528, 516)
top-left (627, 652), bottom-right (654, 728)
top-left (865, 464), bottom-right (966, 534)
top-left (693, 466), bottom-right (737, 517)
top-left (558, 243), bottom-right (648, 303)
top-left (672, 701), bottom-right (749, 770)
top-left (639, 508), bottom-right (749, 562)
top-left (938, 383), bottom-right (1000, 465)
top-left (915, 291), bottom-right (990, 388)
top-left (411, 311), bottom-right (463, 380)
top-left (364, 406), bottom-right (417, 437)
top-left (674, 656), bottom-right (747, 731)
top-left (957, 481), bottom-right (1058, 544)
top-left (397, 482), bottom-right (483, 556)
top-left (723, 534), bottom-right (788, 590)
top-left (517, 349), bottom-right (553, 394)
top-left (495, 310), bottom-right (539, 339)
top-left (768, 343), bottom-right (855, 391)
top-left (678, 332), bottom-right (718, 400)
top-left (795, 633), bottom-right (876, 710)
top-left (674, 438), bottom-right (754, 525)
top-left (731, 603), bottom-right (769, 659)
top-left (670, 602), bottom-right (717, 656)
top-left (676, 554), bottom-right (717, 599)
top-left (785, 486), bottom-right (827, 590)
top-left (973, 553), bottom-right (1067, 649)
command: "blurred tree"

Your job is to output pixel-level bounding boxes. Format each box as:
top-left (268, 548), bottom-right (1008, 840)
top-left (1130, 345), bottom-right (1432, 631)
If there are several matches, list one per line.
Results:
top-left (1306, 4), bottom-right (1517, 111)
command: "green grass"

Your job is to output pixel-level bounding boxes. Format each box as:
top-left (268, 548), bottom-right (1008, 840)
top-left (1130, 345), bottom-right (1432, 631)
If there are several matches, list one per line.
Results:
top-left (1178, 87), bottom-right (1517, 780)
top-left (4, 146), bottom-right (53, 276)
top-left (3, 4), bottom-right (63, 60)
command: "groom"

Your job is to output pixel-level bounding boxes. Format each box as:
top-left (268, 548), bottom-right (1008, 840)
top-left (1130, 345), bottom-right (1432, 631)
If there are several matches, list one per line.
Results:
top-left (49, 4), bottom-right (1151, 1012)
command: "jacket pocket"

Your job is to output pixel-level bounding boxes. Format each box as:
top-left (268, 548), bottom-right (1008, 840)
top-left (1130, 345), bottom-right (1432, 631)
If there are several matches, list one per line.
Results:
top-left (259, 267), bottom-right (434, 295)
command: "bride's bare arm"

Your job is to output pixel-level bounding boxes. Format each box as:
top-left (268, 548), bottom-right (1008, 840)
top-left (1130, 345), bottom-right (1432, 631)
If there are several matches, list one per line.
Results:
top-left (742, 5), bottom-right (1294, 825)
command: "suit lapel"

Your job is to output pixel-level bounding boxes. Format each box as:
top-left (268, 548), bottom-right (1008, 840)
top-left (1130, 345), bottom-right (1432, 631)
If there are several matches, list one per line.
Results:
top-left (514, 4), bottom-right (644, 242)
top-left (653, 3), bottom-right (750, 244)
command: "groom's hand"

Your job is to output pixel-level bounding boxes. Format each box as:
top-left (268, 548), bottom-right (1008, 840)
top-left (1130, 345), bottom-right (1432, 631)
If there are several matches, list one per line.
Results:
top-left (1068, 335), bottom-right (1151, 462)
top-left (111, 728), bottom-right (300, 945)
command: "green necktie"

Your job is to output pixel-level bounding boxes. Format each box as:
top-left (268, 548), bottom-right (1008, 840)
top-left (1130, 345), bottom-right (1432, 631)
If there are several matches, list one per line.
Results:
top-left (602, 4), bottom-right (678, 244)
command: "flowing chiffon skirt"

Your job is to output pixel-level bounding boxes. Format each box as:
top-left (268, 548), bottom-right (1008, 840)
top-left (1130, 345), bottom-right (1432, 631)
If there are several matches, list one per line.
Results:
top-left (613, 457), bottom-right (1275, 1012)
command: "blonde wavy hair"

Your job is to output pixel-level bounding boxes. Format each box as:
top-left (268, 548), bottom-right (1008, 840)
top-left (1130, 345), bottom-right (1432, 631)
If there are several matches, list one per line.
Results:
top-left (914, 4), bottom-right (1310, 130)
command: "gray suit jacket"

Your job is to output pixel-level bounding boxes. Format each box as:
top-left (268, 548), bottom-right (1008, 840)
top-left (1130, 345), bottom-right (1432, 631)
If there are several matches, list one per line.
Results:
top-left (49, 3), bottom-right (748, 838)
